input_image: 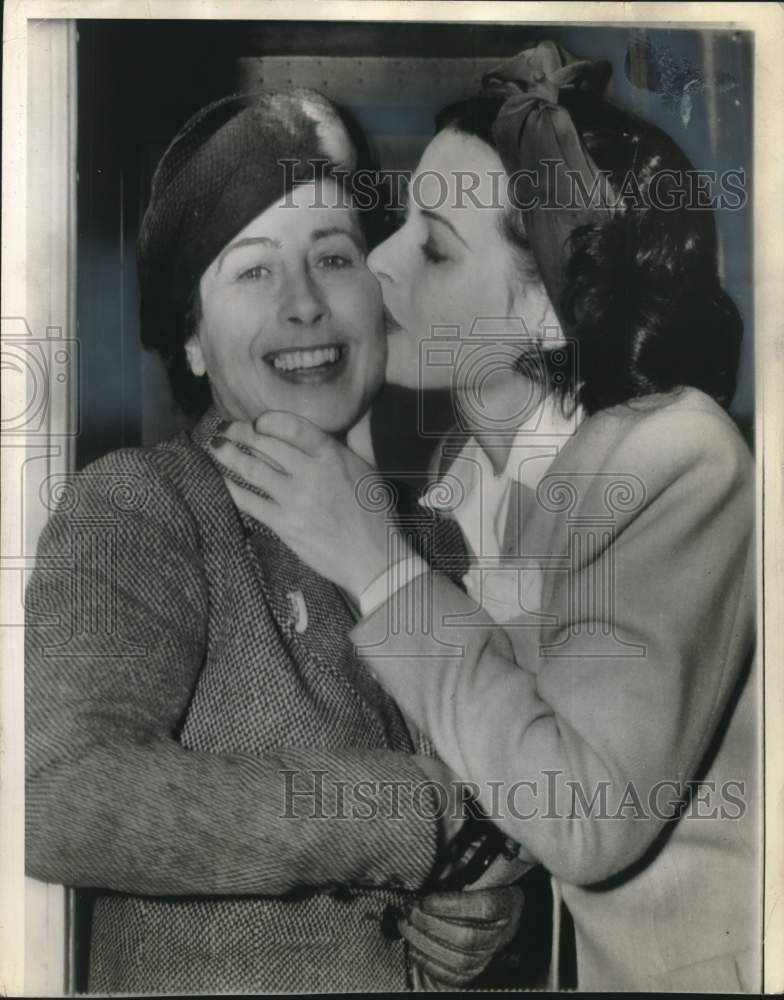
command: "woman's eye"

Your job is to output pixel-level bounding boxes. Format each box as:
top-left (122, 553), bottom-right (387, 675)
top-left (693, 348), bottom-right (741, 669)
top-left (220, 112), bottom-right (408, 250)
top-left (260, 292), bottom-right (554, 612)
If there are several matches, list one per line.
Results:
top-left (422, 238), bottom-right (449, 264)
top-left (237, 265), bottom-right (271, 281)
top-left (317, 254), bottom-right (353, 270)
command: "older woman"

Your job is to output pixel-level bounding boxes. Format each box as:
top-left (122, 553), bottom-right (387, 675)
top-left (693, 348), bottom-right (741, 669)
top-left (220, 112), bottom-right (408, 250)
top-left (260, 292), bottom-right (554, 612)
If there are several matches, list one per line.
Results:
top-left (24, 90), bottom-right (525, 993)
top-left (215, 46), bottom-right (758, 991)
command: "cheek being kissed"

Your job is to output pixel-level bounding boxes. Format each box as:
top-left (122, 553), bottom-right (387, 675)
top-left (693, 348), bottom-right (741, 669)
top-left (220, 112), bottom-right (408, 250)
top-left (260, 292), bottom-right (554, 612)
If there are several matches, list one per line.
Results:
top-left (186, 182), bottom-right (387, 436)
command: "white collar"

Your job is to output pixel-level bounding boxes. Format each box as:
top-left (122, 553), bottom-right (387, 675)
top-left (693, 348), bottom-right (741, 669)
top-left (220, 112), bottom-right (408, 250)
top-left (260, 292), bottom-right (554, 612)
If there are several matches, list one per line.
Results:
top-left (421, 393), bottom-right (582, 513)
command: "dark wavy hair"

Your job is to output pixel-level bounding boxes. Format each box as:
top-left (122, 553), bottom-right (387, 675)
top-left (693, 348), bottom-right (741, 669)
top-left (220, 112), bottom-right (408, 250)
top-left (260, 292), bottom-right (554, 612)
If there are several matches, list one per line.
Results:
top-left (436, 93), bottom-right (742, 415)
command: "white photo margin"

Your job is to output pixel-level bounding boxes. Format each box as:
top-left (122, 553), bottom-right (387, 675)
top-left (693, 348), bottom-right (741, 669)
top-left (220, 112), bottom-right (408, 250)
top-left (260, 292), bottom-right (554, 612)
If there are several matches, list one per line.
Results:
top-left (2, 2), bottom-right (782, 995)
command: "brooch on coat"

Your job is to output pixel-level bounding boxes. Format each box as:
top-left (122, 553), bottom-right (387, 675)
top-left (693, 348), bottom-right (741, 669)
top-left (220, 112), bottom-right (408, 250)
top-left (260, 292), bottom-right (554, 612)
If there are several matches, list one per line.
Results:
top-left (287, 589), bottom-right (309, 634)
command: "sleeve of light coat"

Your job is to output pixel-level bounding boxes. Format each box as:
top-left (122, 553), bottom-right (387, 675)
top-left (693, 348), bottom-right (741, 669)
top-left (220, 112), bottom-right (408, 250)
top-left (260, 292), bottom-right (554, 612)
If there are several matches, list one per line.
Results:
top-left (25, 449), bottom-right (439, 897)
top-left (351, 404), bottom-right (755, 886)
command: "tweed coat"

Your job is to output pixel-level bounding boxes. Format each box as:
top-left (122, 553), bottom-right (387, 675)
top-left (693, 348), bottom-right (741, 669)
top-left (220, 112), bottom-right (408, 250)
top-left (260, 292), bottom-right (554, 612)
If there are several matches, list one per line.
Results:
top-left (24, 408), bottom-right (470, 994)
top-left (353, 387), bottom-right (760, 992)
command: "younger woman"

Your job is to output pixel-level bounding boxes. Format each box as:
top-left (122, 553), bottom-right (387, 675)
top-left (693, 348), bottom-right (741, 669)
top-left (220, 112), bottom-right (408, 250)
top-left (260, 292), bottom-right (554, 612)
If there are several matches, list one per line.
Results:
top-left (215, 45), bottom-right (758, 991)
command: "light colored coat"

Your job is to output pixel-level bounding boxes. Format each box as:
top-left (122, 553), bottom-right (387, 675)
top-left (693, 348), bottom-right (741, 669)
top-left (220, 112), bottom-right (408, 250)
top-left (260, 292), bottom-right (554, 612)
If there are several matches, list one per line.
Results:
top-left (352, 387), bottom-right (759, 992)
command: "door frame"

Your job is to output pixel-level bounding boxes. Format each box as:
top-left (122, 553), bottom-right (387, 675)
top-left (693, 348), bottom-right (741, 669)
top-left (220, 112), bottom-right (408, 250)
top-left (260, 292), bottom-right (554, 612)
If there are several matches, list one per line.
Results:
top-left (2, 15), bottom-right (78, 997)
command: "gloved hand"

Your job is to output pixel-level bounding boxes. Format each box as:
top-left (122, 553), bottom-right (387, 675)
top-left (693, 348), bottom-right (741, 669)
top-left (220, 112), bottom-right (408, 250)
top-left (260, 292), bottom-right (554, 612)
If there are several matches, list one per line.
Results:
top-left (400, 885), bottom-right (525, 990)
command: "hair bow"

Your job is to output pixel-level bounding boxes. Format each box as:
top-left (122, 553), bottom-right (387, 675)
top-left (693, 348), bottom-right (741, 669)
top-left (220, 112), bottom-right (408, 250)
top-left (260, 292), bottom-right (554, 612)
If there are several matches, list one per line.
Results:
top-left (481, 42), bottom-right (614, 327)
top-left (483, 40), bottom-right (611, 104)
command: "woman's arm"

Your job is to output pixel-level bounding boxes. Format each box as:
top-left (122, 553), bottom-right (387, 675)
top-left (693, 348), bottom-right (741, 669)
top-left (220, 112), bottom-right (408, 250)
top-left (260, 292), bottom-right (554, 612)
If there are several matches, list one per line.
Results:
top-left (351, 406), bottom-right (756, 885)
top-left (25, 450), bottom-right (442, 897)
top-left (205, 403), bottom-right (755, 886)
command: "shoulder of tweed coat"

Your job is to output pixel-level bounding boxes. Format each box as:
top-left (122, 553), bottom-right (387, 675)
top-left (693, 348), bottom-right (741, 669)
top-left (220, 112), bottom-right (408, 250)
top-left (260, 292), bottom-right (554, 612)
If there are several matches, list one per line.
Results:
top-left (24, 411), bottom-right (468, 993)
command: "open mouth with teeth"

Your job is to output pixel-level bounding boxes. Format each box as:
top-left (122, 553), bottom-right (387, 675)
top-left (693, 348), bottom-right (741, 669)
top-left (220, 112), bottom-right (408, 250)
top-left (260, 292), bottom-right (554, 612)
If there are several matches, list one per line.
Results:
top-left (263, 343), bottom-right (348, 382)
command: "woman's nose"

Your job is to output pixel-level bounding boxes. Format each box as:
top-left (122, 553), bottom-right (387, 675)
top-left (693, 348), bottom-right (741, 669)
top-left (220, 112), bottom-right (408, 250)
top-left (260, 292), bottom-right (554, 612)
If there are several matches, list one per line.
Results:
top-left (279, 270), bottom-right (328, 326)
top-left (367, 230), bottom-right (401, 284)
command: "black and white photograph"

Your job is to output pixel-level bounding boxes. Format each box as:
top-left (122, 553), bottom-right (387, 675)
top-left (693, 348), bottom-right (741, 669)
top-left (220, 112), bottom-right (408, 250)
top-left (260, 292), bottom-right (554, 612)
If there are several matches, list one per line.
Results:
top-left (2, 1), bottom-right (782, 995)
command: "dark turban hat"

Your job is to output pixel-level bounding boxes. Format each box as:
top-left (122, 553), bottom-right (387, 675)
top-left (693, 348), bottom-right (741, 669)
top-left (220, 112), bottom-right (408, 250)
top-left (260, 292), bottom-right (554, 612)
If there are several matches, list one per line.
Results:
top-left (137, 89), bottom-right (358, 413)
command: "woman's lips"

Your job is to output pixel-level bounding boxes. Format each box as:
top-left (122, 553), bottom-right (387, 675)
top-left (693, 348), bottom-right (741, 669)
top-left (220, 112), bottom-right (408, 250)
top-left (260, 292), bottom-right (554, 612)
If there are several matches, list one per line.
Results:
top-left (263, 342), bottom-right (349, 384)
top-left (383, 305), bottom-right (403, 333)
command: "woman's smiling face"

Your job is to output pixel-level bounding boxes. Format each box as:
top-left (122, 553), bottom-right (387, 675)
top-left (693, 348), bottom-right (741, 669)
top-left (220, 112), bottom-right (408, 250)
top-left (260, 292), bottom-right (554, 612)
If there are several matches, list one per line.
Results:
top-left (367, 129), bottom-right (537, 391)
top-left (187, 179), bottom-right (386, 435)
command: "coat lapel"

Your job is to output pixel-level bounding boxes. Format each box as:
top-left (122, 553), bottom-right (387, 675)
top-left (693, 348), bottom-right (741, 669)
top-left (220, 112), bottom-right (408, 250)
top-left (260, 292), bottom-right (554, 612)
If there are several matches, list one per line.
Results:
top-left (245, 520), bottom-right (416, 748)
top-left (501, 479), bottom-right (524, 557)
top-left (190, 407), bottom-right (393, 725)
top-left (188, 407), bottom-right (447, 747)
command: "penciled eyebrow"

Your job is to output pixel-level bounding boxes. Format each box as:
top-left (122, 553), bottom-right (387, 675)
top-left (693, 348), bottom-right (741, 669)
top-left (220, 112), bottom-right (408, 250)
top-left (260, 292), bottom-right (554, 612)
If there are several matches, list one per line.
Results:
top-left (217, 227), bottom-right (364, 272)
top-left (217, 237), bottom-right (282, 272)
top-left (421, 209), bottom-right (470, 249)
top-left (310, 226), bottom-right (365, 251)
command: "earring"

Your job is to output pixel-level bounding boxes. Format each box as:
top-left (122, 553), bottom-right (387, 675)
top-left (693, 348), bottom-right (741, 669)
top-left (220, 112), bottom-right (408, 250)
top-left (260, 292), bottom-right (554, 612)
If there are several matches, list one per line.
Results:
top-left (184, 340), bottom-right (206, 377)
top-left (539, 301), bottom-right (563, 345)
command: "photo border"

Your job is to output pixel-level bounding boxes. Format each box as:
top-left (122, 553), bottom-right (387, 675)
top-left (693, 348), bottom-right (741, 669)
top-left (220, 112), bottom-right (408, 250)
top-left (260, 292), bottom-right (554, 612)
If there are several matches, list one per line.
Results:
top-left (2, 2), bottom-right (782, 994)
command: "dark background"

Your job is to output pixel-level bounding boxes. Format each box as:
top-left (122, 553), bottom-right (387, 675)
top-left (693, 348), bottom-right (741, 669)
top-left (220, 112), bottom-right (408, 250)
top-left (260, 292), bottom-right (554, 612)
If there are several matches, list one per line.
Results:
top-left (76, 20), bottom-right (753, 472)
top-left (73, 21), bottom-right (753, 986)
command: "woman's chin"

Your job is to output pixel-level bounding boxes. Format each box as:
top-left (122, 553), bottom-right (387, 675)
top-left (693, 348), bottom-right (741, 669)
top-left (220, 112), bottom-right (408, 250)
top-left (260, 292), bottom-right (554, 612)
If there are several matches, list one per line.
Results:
top-left (288, 402), bottom-right (359, 439)
top-left (385, 333), bottom-right (429, 390)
